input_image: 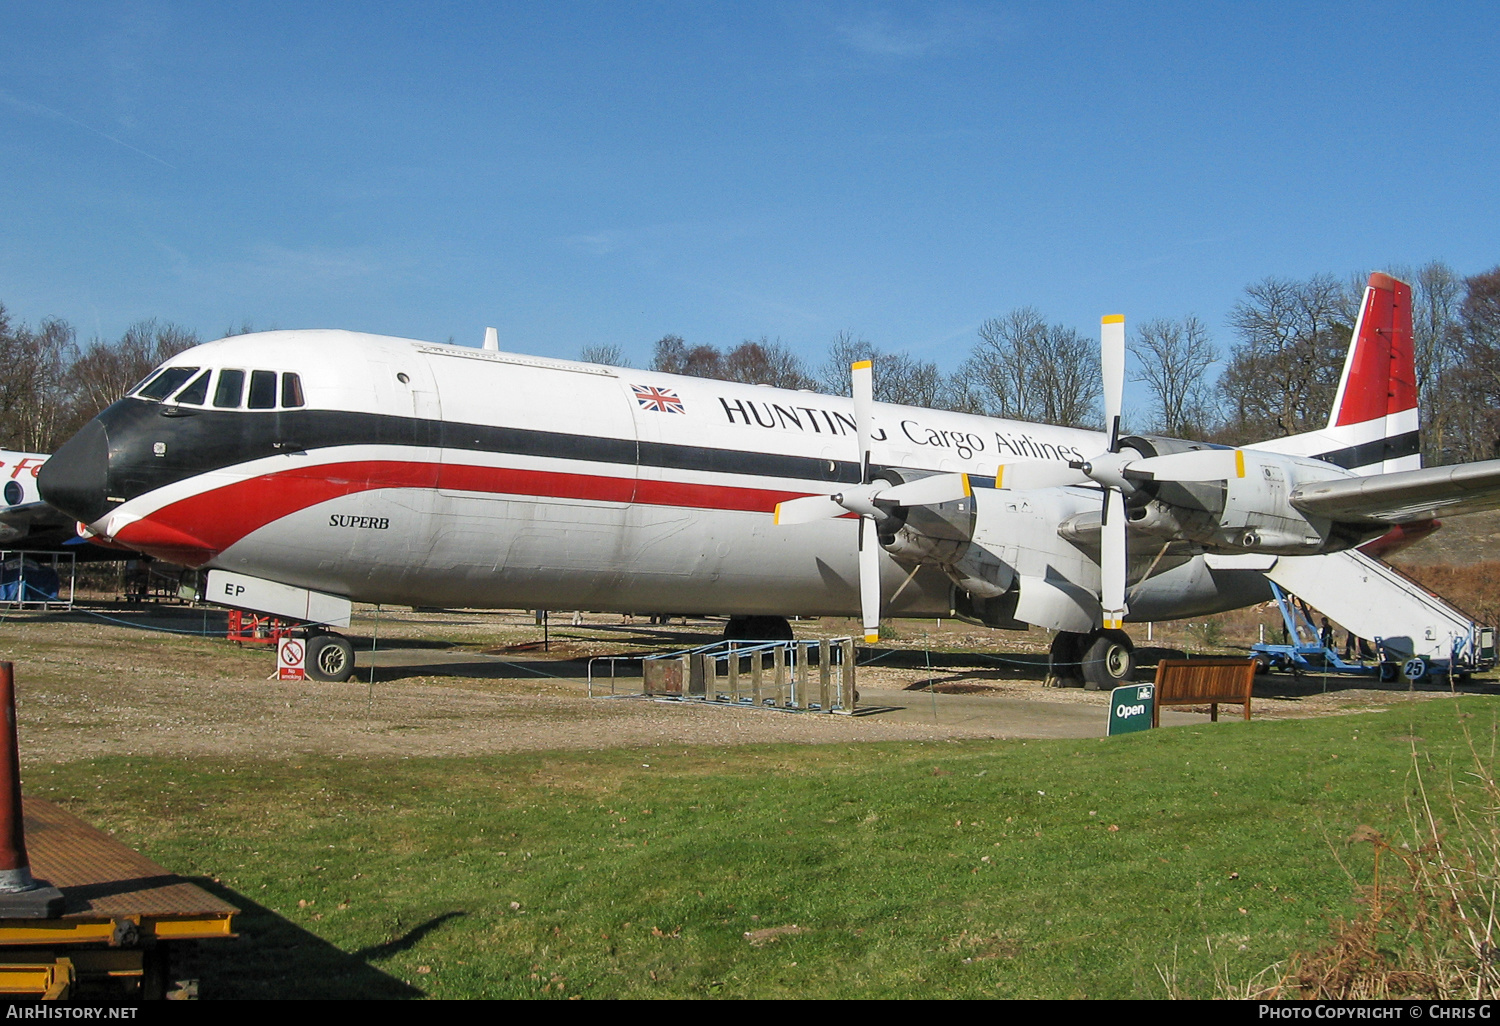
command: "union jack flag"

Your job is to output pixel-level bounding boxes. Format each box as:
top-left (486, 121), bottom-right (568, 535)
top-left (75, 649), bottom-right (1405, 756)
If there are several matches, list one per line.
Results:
top-left (632, 384), bottom-right (686, 414)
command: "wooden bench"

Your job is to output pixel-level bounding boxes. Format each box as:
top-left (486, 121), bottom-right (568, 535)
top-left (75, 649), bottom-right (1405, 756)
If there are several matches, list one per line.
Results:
top-left (1151, 658), bottom-right (1257, 727)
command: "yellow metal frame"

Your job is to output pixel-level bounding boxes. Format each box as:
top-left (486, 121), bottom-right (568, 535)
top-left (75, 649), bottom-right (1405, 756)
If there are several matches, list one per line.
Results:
top-left (0, 955), bottom-right (74, 999)
top-left (0, 912), bottom-right (235, 945)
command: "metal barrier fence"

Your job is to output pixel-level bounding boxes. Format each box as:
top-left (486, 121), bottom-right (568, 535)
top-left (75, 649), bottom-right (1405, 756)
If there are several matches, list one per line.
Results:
top-left (639, 637), bottom-right (857, 714)
top-left (0, 551), bottom-right (75, 610)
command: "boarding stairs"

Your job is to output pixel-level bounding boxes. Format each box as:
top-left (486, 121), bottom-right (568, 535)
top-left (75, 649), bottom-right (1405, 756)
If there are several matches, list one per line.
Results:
top-left (1258, 547), bottom-right (1494, 677)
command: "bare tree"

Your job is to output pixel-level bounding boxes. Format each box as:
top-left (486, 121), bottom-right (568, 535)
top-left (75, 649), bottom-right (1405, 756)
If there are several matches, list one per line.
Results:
top-left (722, 337), bottom-right (812, 389)
top-left (817, 330), bottom-right (875, 395)
top-left (650, 334), bottom-right (690, 374)
top-left (650, 334), bottom-right (724, 378)
top-left (1130, 315), bottom-right (1217, 437)
top-left (1447, 266), bottom-right (1500, 461)
top-left (1407, 262), bottom-right (1466, 464)
top-left (1031, 323), bottom-right (1101, 428)
top-left (1218, 275), bottom-right (1349, 441)
top-left (969, 307), bottom-right (1046, 419)
top-left (0, 307), bottom-right (77, 452)
top-left (817, 331), bottom-right (946, 406)
top-left (66, 320), bottom-right (199, 434)
top-left (964, 309), bottom-right (1099, 427)
top-left (579, 342), bottom-right (631, 367)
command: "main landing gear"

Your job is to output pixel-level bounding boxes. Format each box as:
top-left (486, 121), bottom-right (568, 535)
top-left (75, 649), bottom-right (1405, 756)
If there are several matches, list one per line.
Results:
top-left (1049, 628), bottom-right (1135, 691)
top-left (304, 631), bottom-right (356, 683)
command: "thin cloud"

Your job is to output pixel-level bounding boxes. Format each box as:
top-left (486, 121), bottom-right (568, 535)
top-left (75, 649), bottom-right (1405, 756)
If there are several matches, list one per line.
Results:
top-left (833, 5), bottom-right (1007, 60)
top-left (0, 89), bottom-right (176, 169)
top-left (559, 220), bottom-right (763, 260)
top-left (166, 241), bottom-right (383, 295)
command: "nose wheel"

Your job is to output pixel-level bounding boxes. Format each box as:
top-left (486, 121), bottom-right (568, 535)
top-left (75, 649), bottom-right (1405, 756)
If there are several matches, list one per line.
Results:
top-left (305, 632), bottom-right (356, 683)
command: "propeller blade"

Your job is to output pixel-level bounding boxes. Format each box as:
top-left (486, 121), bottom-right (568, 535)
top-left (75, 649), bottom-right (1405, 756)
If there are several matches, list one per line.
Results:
top-left (774, 494), bottom-right (849, 526)
top-left (996, 461), bottom-right (1090, 490)
top-left (1100, 488), bottom-right (1128, 630)
top-left (1101, 315), bottom-right (1125, 452)
top-left (851, 360), bottom-right (874, 484)
top-left (1129, 448), bottom-right (1245, 483)
top-left (859, 515), bottom-right (882, 643)
top-left (876, 473), bottom-right (971, 507)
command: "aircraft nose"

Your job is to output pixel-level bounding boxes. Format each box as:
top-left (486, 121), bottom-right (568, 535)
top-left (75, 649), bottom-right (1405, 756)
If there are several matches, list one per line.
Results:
top-left (38, 419), bottom-right (112, 525)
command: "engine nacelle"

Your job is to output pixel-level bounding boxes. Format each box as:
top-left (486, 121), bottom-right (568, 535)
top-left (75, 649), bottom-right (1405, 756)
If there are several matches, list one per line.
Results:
top-left (1121, 436), bottom-right (1368, 555)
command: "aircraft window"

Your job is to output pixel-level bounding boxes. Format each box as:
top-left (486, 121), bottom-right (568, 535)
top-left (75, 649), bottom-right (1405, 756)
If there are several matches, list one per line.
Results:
top-left (137, 367), bottom-right (199, 401)
top-left (247, 370), bottom-right (277, 409)
top-left (214, 369), bottom-right (245, 408)
top-left (173, 370), bottom-right (211, 406)
top-left (281, 372), bottom-right (305, 408)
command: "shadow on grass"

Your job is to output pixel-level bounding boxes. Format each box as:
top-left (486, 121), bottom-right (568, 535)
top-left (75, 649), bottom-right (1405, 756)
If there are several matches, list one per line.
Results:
top-left (353, 911), bottom-right (467, 961)
top-left (190, 879), bottom-right (436, 999)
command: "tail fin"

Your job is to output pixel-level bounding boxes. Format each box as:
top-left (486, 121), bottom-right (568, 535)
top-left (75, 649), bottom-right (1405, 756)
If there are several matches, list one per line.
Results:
top-left (1252, 272), bottom-right (1420, 475)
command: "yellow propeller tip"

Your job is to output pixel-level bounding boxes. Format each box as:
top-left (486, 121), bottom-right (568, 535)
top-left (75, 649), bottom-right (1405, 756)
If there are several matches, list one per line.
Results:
top-left (864, 633), bottom-right (880, 644)
top-left (1102, 314), bottom-right (1125, 324)
top-left (851, 360), bottom-right (872, 371)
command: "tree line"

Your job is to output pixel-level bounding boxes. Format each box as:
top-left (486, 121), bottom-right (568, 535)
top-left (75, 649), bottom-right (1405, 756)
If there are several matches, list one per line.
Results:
top-left (0, 306), bottom-right (201, 453)
top-left (4, 259), bottom-right (1496, 465)
top-left (587, 260), bottom-right (1500, 466)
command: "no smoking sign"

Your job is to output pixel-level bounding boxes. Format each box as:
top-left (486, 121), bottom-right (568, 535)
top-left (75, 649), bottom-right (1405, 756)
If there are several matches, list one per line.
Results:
top-left (277, 637), bottom-right (307, 680)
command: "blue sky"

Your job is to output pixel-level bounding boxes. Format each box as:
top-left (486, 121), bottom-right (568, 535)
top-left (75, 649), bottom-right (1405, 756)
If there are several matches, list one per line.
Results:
top-left (2, 1), bottom-right (1497, 390)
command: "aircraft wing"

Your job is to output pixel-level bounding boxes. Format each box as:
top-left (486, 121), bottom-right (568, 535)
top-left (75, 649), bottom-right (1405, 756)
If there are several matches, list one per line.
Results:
top-left (1290, 458), bottom-right (1500, 525)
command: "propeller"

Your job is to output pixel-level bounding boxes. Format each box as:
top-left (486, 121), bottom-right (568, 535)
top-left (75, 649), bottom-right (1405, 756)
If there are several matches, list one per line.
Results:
top-left (1094, 315), bottom-right (1129, 630)
top-left (1052, 316), bottom-right (1249, 630)
top-left (774, 359), bottom-right (971, 644)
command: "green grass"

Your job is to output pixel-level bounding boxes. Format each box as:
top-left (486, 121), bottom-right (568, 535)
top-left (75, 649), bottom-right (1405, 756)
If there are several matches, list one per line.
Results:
top-left (30, 696), bottom-right (1498, 999)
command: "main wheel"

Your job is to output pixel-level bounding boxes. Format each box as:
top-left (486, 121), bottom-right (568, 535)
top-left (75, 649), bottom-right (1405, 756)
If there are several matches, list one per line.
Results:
top-left (1082, 629), bottom-right (1135, 691)
top-left (1049, 631), bottom-right (1086, 687)
top-left (1253, 654), bottom-right (1273, 676)
top-left (306, 633), bottom-right (356, 683)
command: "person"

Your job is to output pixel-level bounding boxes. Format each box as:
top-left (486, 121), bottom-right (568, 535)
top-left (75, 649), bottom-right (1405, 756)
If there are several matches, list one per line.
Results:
top-left (1320, 617), bottom-right (1334, 650)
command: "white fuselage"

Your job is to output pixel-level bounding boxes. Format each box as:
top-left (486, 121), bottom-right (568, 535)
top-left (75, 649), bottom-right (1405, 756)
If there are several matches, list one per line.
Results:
top-left (54, 331), bottom-right (1264, 621)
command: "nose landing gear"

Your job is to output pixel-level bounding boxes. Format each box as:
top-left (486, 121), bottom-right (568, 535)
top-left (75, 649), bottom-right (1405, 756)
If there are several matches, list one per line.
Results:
top-left (304, 631), bottom-right (356, 683)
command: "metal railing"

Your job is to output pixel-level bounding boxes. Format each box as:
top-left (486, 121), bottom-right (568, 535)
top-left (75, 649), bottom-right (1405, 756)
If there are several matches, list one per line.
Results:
top-left (640, 637), bottom-right (857, 714)
top-left (0, 551), bottom-right (75, 610)
top-left (586, 654), bottom-right (647, 697)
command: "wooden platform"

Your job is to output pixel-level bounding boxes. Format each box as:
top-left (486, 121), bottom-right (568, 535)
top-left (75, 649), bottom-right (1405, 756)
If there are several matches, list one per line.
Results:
top-left (0, 799), bottom-right (237, 998)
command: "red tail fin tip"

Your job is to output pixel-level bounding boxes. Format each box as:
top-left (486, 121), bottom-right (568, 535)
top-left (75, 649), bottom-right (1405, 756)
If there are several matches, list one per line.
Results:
top-left (1330, 273), bottom-right (1417, 428)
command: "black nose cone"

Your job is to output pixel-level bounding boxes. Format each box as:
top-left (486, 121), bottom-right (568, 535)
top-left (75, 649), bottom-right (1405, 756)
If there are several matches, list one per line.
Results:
top-left (38, 419), bottom-right (111, 525)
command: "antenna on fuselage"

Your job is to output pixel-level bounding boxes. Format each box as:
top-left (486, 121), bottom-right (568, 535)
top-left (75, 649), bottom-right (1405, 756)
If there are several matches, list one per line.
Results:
top-left (482, 327), bottom-right (499, 351)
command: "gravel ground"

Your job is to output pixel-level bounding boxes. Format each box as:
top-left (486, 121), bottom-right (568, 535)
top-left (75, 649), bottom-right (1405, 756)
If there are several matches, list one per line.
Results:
top-left (0, 603), bottom-right (1490, 764)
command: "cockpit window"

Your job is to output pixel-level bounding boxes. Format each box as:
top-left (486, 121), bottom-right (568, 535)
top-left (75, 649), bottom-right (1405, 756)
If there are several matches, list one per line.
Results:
top-left (173, 370), bottom-right (211, 406)
top-left (136, 367), bottom-right (199, 401)
top-left (214, 369), bottom-right (245, 408)
top-left (281, 372), bottom-right (305, 408)
top-left (247, 370), bottom-right (277, 409)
